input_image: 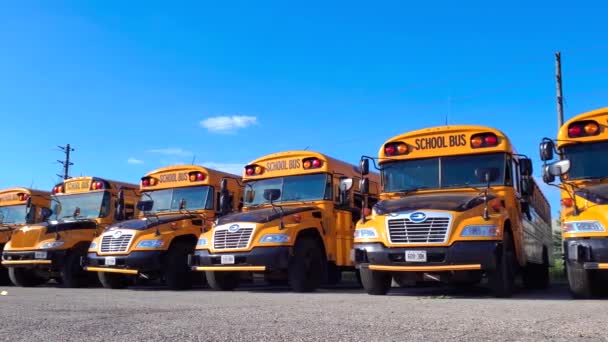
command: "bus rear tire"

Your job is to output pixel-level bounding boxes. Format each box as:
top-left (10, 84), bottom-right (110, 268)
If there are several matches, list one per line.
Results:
top-left (567, 261), bottom-right (594, 299)
top-left (98, 272), bottom-right (128, 289)
top-left (165, 241), bottom-right (194, 290)
top-left (360, 267), bottom-right (391, 295)
top-left (288, 237), bottom-right (324, 292)
top-left (488, 230), bottom-right (516, 298)
top-left (206, 271), bottom-right (239, 291)
top-left (8, 268), bottom-right (45, 287)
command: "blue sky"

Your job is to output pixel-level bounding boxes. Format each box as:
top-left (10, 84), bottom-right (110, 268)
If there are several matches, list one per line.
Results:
top-left (1, 1), bottom-right (607, 216)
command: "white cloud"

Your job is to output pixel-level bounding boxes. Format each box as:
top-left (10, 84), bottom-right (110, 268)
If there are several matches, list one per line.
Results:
top-left (200, 115), bottom-right (258, 133)
top-left (127, 157), bottom-right (144, 165)
top-left (199, 162), bottom-right (245, 176)
top-left (146, 148), bottom-right (193, 157)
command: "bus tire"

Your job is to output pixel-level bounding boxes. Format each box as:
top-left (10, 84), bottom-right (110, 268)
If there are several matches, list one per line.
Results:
top-left (98, 272), bottom-right (128, 289)
top-left (206, 271), bottom-right (239, 291)
top-left (488, 230), bottom-right (516, 298)
top-left (567, 261), bottom-right (593, 299)
top-left (288, 237), bottom-right (324, 292)
top-left (60, 249), bottom-right (88, 288)
top-left (165, 241), bottom-right (194, 290)
top-left (0, 268), bottom-right (10, 286)
top-left (8, 268), bottom-right (45, 287)
top-left (360, 267), bottom-right (391, 295)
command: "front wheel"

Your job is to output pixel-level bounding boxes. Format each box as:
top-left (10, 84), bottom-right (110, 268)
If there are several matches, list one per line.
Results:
top-left (488, 231), bottom-right (516, 298)
top-left (8, 268), bottom-right (46, 287)
top-left (60, 249), bottom-right (88, 288)
top-left (164, 241), bottom-right (194, 290)
top-left (360, 267), bottom-right (391, 295)
top-left (98, 272), bottom-right (129, 289)
top-left (288, 237), bottom-right (325, 292)
top-left (567, 261), bottom-right (594, 299)
top-left (206, 271), bottom-right (240, 290)
top-left (0, 268), bottom-right (10, 286)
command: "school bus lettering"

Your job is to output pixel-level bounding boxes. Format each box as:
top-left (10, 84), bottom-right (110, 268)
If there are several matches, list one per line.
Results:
top-left (66, 180), bottom-right (90, 191)
top-left (415, 134), bottom-right (466, 150)
top-left (266, 159), bottom-right (301, 172)
top-left (159, 172), bottom-right (188, 183)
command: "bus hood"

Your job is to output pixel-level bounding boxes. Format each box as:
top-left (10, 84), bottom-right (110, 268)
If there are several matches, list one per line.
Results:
top-left (106, 214), bottom-right (197, 231)
top-left (217, 206), bottom-right (317, 225)
top-left (374, 192), bottom-right (495, 215)
top-left (9, 221), bottom-right (97, 249)
top-left (576, 184), bottom-right (608, 205)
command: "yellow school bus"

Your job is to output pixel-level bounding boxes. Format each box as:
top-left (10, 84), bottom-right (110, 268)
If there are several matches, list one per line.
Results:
top-left (189, 151), bottom-right (380, 292)
top-left (1, 177), bottom-right (138, 287)
top-left (82, 165), bottom-right (242, 290)
top-left (540, 107), bottom-right (608, 298)
top-left (355, 125), bottom-right (552, 297)
top-left (0, 188), bottom-right (51, 285)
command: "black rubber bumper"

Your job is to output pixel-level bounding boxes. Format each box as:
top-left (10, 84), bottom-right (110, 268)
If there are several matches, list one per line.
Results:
top-left (83, 251), bottom-right (164, 272)
top-left (189, 247), bottom-right (291, 271)
top-left (2, 250), bottom-right (67, 268)
top-left (353, 241), bottom-right (499, 271)
top-left (564, 238), bottom-right (608, 264)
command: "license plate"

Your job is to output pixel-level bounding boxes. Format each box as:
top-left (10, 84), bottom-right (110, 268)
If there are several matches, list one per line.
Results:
top-left (105, 257), bottom-right (116, 266)
top-left (405, 250), bottom-right (427, 262)
top-left (221, 255), bottom-right (235, 265)
top-left (34, 251), bottom-right (47, 259)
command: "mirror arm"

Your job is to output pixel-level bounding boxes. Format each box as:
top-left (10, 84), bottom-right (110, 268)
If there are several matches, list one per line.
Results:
top-left (360, 156), bottom-right (382, 171)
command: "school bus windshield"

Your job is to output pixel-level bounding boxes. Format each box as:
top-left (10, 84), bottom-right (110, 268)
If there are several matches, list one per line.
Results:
top-left (563, 141), bottom-right (608, 180)
top-left (53, 192), bottom-right (111, 219)
top-left (382, 152), bottom-right (507, 192)
top-left (244, 173), bottom-right (331, 206)
top-left (0, 205), bottom-right (26, 224)
top-left (141, 185), bottom-right (213, 213)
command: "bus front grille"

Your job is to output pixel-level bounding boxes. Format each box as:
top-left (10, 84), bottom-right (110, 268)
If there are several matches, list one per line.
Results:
top-left (388, 217), bottom-right (450, 244)
top-left (100, 234), bottom-right (133, 252)
top-left (213, 228), bottom-right (254, 250)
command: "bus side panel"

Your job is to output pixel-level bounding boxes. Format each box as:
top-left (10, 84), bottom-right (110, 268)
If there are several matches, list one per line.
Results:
top-left (333, 209), bottom-right (354, 267)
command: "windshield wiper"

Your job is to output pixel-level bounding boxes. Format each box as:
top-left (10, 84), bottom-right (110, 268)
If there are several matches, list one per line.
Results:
top-left (389, 186), bottom-right (431, 196)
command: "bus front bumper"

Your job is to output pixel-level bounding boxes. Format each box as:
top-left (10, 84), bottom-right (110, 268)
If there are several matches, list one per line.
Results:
top-left (564, 238), bottom-right (608, 270)
top-left (82, 251), bottom-right (164, 275)
top-left (188, 247), bottom-right (291, 272)
top-left (353, 241), bottom-right (499, 272)
top-left (1, 250), bottom-right (67, 268)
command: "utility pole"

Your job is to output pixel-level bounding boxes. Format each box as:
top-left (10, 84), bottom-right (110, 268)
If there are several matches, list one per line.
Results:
top-left (556, 51), bottom-right (564, 130)
top-left (57, 144), bottom-right (74, 180)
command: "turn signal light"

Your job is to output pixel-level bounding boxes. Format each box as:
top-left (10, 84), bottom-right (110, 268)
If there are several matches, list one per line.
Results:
top-left (471, 133), bottom-right (499, 148)
top-left (141, 177), bottom-right (152, 187)
top-left (52, 185), bottom-right (64, 194)
top-left (568, 121), bottom-right (600, 138)
top-left (245, 164), bottom-right (264, 176)
top-left (188, 172), bottom-right (206, 182)
top-left (91, 181), bottom-right (105, 190)
top-left (303, 158), bottom-right (323, 169)
top-left (17, 193), bottom-right (29, 201)
top-left (384, 142), bottom-right (408, 156)
top-left (562, 198), bottom-right (574, 208)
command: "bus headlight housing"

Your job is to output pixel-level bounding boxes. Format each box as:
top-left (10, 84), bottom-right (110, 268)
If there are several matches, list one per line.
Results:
top-left (39, 241), bottom-right (64, 249)
top-left (88, 242), bottom-right (98, 250)
top-left (197, 238), bottom-right (209, 247)
top-left (136, 240), bottom-right (164, 248)
top-left (461, 225), bottom-right (498, 237)
top-left (259, 234), bottom-right (290, 243)
top-left (354, 228), bottom-right (378, 239)
top-left (563, 221), bottom-right (605, 233)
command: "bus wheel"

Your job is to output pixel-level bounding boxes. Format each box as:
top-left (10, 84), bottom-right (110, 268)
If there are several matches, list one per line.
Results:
top-left (60, 249), bottom-right (88, 288)
top-left (488, 230), bottom-right (516, 298)
top-left (567, 261), bottom-right (594, 299)
top-left (165, 241), bottom-right (194, 290)
top-left (206, 271), bottom-right (239, 291)
top-left (8, 268), bottom-right (45, 287)
top-left (288, 237), bottom-right (324, 292)
top-left (98, 272), bottom-right (129, 289)
top-left (360, 267), bottom-right (391, 295)
top-left (0, 268), bottom-right (10, 286)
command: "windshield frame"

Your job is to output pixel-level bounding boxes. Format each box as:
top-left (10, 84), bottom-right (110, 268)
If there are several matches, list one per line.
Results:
top-left (140, 185), bottom-right (214, 214)
top-left (243, 173), bottom-right (332, 207)
top-left (381, 152), bottom-right (509, 193)
top-left (562, 141), bottom-right (608, 180)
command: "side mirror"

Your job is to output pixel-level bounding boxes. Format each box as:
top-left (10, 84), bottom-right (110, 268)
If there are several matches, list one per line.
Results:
top-left (521, 177), bottom-right (533, 196)
top-left (360, 178), bottom-right (369, 195)
top-left (542, 166), bottom-right (555, 183)
top-left (136, 200), bottom-right (154, 212)
top-left (519, 158), bottom-right (533, 177)
top-left (115, 190), bottom-right (125, 221)
top-left (475, 167), bottom-right (499, 183)
top-left (220, 178), bottom-right (228, 192)
top-left (263, 189), bottom-right (281, 202)
top-left (338, 178), bottom-right (353, 207)
top-left (40, 207), bottom-right (53, 221)
top-left (547, 159), bottom-right (571, 177)
top-left (219, 192), bottom-right (231, 215)
top-left (360, 159), bottom-right (369, 176)
top-left (539, 141), bottom-right (555, 161)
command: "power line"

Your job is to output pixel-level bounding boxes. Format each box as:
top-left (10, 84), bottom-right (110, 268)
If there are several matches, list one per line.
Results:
top-left (57, 144), bottom-right (74, 180)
